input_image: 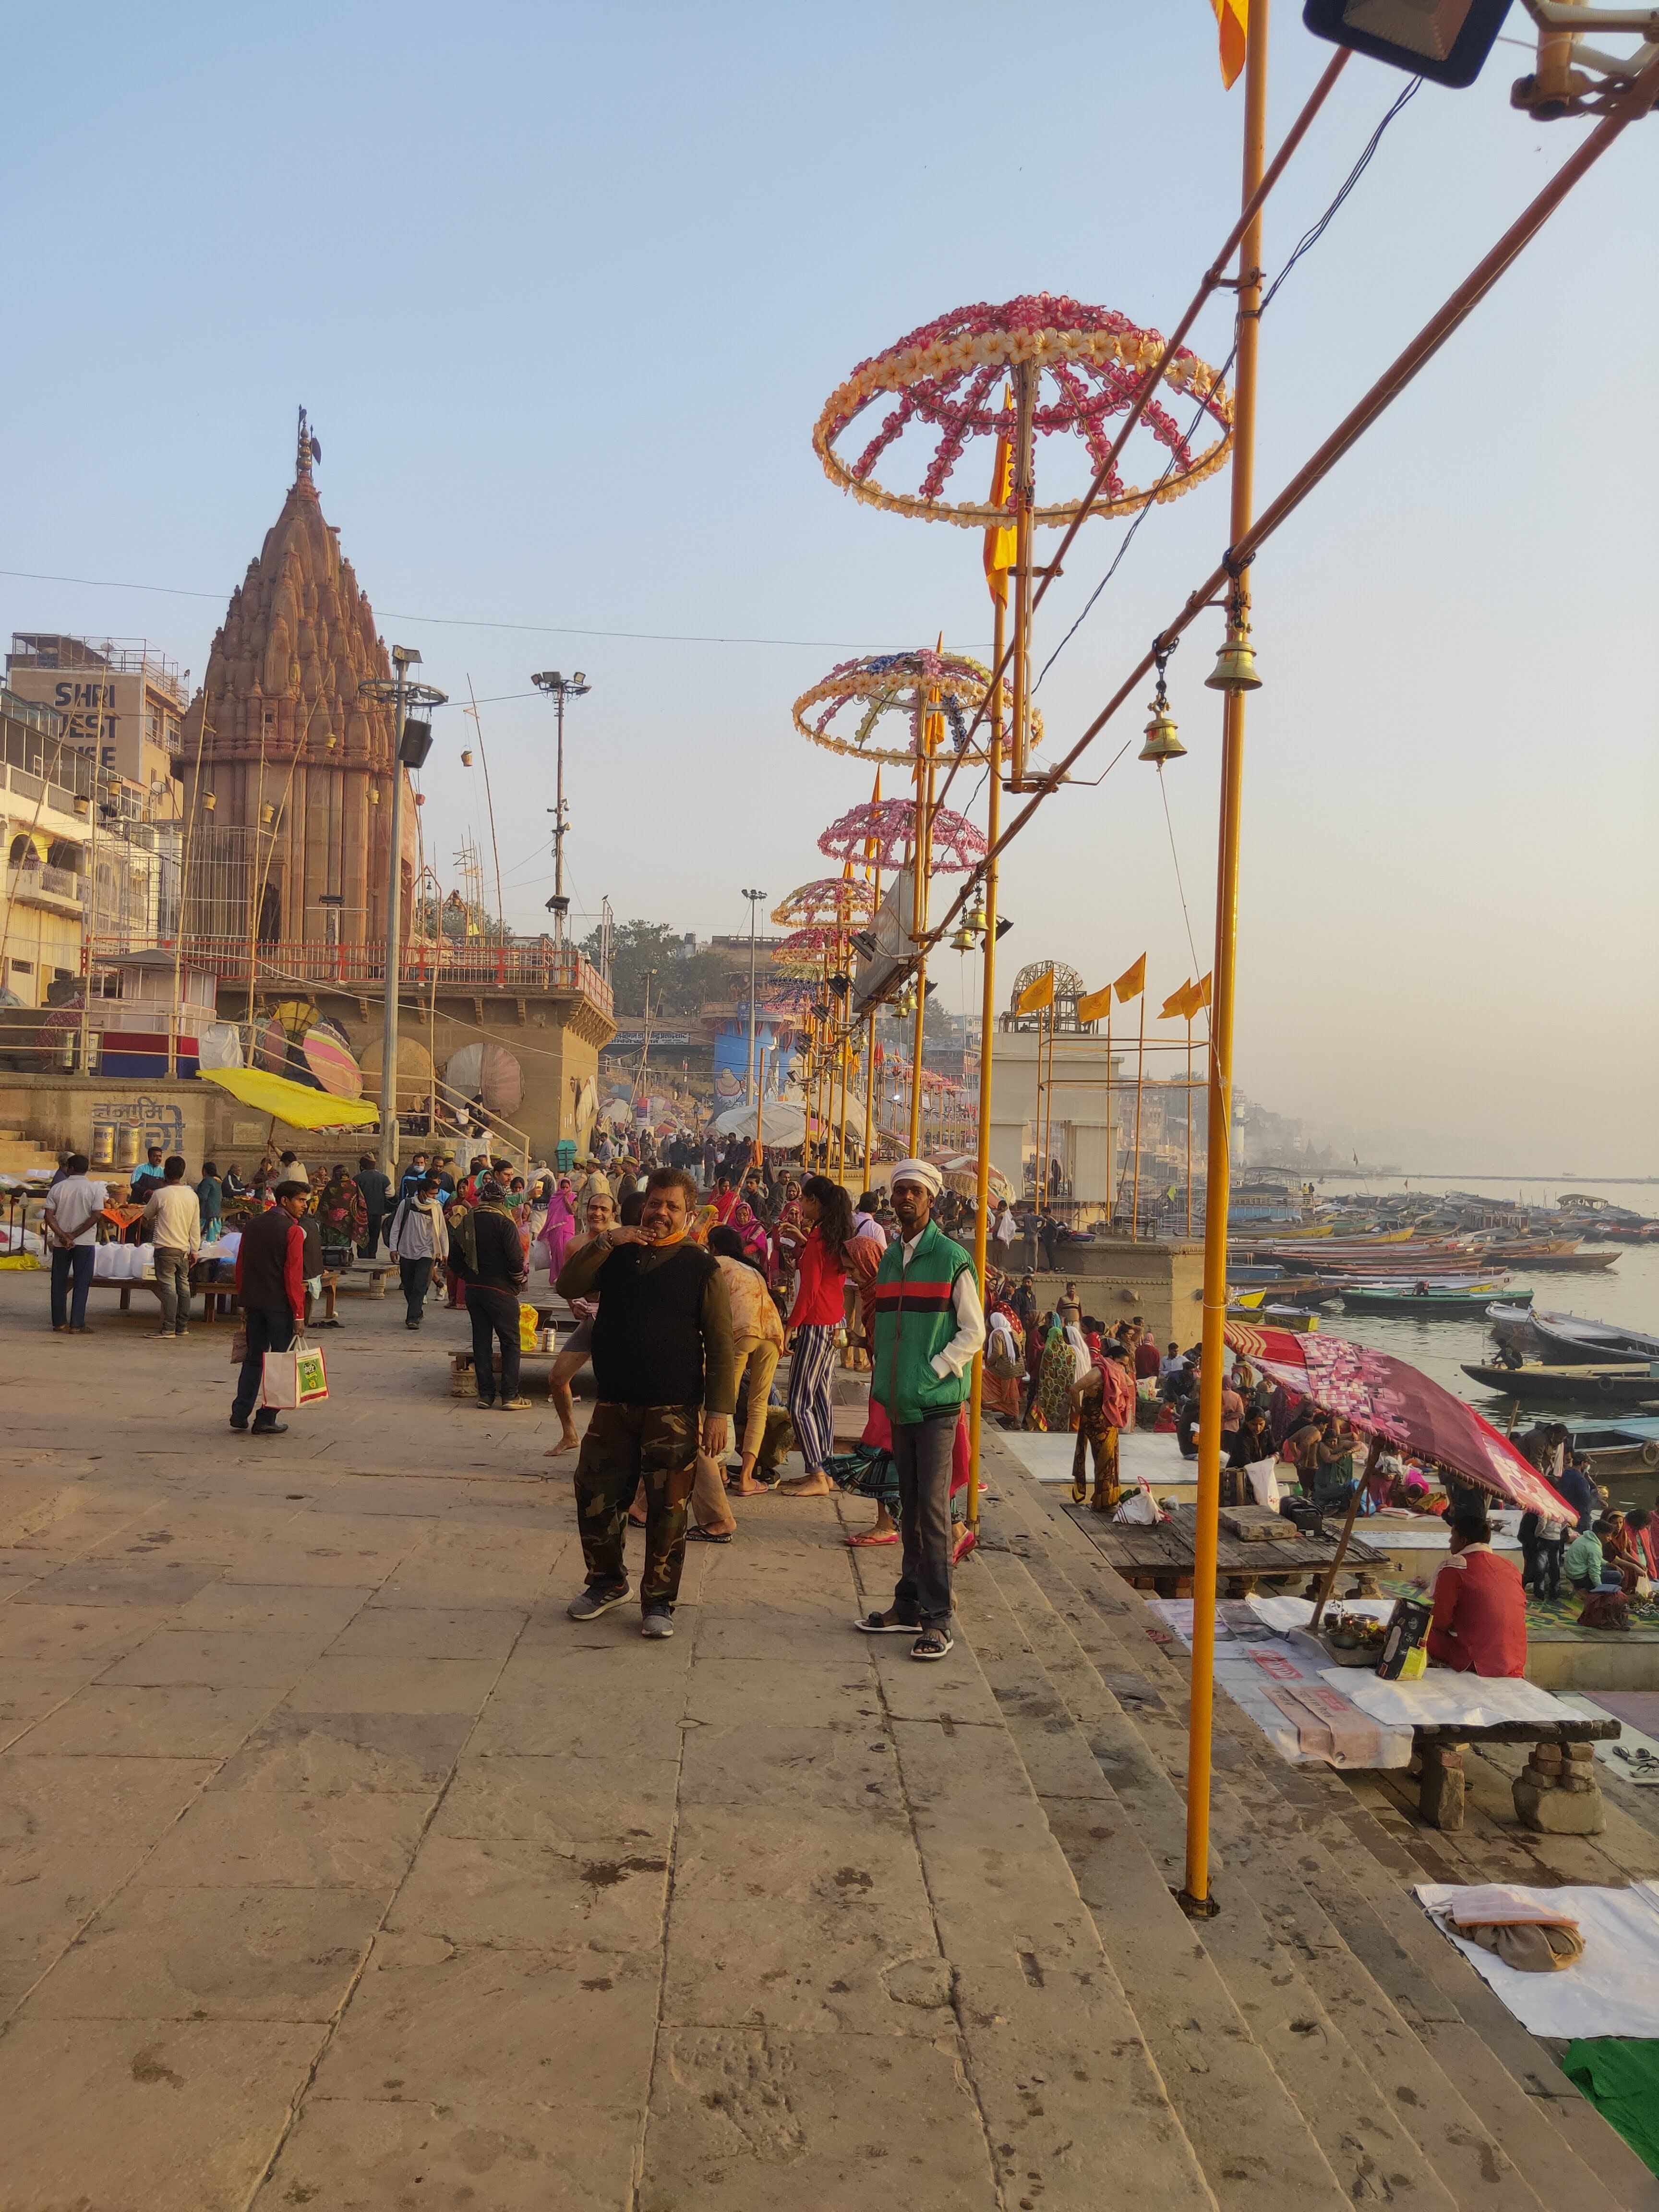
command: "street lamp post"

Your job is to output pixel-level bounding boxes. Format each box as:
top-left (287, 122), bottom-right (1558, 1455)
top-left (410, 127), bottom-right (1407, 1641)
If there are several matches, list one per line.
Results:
top-left (741, 889), bottom-right (767, 1106)
top-left (532, 671), bottom-right (591, 949)
top-left (358, 648), bottom-right (446, 1185)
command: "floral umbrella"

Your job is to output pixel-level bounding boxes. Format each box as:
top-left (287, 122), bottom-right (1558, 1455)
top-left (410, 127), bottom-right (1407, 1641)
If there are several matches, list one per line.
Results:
top-left (813, 293), bottom-right (1232, 528)
top-left (770, 879), bottom-right (877, 929)
top-left (1223, 1322), bottom-right (1574, 1518)
top-left (818, 797), bottom-right (986, 875)
top-left (793, 647), bottom-right (1039, 767)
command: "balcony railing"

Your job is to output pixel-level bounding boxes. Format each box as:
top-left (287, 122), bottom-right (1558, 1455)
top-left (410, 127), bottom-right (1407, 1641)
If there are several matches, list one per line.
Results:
top-left (5, 863), bottom-right (84, 905)
top-left (121, 936), bottom-right (613, 1017)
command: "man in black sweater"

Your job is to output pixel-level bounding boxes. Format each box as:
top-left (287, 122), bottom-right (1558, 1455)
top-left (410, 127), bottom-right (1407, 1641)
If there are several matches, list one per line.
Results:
top-left (450, 1179), bottom-right (531, 1409)
top-left (355, 1153), bottom-right (391, 1257)
top-left (230, 1181), bottom-right (310, 1435)
top-left (555, 1167), bottom-right (735, 1640)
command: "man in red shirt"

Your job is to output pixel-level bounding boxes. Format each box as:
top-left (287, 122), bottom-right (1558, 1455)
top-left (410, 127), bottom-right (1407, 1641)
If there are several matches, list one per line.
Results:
top-left (1427, 1511), bottom-right (1527, 1678)
top-left (1132, 1319), bottom-right (1162, 1383)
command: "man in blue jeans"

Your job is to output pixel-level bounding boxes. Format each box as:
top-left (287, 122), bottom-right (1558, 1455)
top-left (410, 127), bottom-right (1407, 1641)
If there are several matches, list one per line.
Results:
top-left (43, 1152), bottom-right (108, 1333)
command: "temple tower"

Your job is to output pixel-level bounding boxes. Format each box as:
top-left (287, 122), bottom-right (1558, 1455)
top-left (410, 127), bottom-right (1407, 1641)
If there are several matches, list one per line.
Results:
top-left (178, 414), bottom-right (415, 950)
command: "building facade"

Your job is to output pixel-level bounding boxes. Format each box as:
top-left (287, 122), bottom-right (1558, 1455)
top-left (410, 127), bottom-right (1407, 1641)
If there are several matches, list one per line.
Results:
top-left (5, 635), bottom-right (186, 823)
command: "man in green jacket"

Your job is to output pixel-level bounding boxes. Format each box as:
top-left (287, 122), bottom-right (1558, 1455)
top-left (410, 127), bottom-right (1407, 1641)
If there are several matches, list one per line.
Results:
top-left (855, 1159), bottom-right (984, 1660)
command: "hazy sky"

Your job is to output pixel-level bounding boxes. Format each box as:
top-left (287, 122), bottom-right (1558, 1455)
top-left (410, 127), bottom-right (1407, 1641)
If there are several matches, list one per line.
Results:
top-left (4, 3), bottom-right (1655, 1174)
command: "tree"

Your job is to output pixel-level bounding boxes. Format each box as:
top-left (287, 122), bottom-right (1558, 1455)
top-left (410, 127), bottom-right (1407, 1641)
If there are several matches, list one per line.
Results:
top-left (580, 920), bottom-right (734, 1020)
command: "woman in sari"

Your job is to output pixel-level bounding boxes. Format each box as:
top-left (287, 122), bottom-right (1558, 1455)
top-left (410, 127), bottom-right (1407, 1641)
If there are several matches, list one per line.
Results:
top-left (730, 1197), bottom-right (769, 1270)
top-left (316, 1165), bottom-right (367, 1270)
top-left (542, 1175), bottom-right (579, 1279)
top-left (770, 1178), bottom-right (805, 1294)
top-left (830, 1401), bottom-right (978, 1561)
top-left (981, 1293), bottom-right (1026, 1427)
top-left (1027, 1316), bottom-right (1078, 1434)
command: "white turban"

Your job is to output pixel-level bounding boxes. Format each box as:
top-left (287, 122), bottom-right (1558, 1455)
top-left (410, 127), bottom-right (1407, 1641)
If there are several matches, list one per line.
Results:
top-left (889, 1158), bottom-right (943, 1196)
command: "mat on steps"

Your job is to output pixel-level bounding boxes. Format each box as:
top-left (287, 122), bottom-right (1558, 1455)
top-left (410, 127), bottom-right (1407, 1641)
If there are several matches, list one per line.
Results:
top-left (1562, 2040), bottom-right (1659, 2178)
top-left (1416, 1882), bottom-right (1659, 2038)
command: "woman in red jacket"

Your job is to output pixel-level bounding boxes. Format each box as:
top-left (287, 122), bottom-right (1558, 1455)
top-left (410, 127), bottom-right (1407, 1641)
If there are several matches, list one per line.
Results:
top-left (778, 1175), bottom-right (856, 1497)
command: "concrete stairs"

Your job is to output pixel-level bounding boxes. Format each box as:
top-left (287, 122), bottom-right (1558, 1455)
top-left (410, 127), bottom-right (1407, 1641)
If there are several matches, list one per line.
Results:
top-left (958, 1444), bottom-right (1659, 2212)
top-left (0, 1125), bottom-right (60, 1178)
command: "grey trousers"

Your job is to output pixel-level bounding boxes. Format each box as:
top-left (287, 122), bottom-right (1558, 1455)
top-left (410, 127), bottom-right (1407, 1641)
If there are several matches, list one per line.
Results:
top-left (154, 1245), bottom-right (192, 1332)
top-left (891, 1411), bottom-right (958, 1631)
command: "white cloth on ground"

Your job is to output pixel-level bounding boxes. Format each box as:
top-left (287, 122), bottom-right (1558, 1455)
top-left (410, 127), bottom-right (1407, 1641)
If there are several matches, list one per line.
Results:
top-left (1326, 1670), bottom-right (1566, 1732)
top-left (1417, 1882), bottom-right (1659, 2038)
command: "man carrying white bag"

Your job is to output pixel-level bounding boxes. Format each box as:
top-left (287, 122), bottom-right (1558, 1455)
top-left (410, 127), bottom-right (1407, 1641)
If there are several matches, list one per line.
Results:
top-left (230, 1180), bottom-right (321, 1436)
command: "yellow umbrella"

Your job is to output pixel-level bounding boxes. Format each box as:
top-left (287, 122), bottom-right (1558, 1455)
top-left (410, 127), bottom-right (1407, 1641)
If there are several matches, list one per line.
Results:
top-left (198, 1067), bottom-right (380, 1130)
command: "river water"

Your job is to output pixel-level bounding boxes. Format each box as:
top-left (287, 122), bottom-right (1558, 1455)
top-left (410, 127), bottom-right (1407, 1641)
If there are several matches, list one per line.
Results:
top-left (1288, 1178), bottom-right (1659, 1509)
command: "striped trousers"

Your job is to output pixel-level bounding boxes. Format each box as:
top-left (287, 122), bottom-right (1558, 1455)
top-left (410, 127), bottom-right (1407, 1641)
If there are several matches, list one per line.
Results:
top-left (787, 1322), bottom-right (839, 1474)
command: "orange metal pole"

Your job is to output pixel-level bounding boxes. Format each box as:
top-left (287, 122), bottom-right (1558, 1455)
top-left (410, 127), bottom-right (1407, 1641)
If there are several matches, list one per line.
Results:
top-left (1183, 0), bottom-right (1270, 1917)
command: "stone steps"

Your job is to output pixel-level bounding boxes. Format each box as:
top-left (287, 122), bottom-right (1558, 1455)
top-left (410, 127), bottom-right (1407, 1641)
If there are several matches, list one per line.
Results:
top-left (967, 1447), bottom-right (1659, 2212)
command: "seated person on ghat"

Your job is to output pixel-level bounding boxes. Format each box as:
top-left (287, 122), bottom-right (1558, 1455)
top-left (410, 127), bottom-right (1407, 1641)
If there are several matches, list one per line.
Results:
top-left (1426, 1510), bottom-right (1527, 1678)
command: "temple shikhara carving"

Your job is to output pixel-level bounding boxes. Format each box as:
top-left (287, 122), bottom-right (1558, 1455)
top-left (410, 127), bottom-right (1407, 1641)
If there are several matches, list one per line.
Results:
top-left (180, 413), bottom-right (414, 949)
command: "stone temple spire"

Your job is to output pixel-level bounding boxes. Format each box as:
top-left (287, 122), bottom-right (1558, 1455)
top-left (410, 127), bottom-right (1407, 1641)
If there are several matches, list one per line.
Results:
top-left (179, 426), bottom-right (414, 950)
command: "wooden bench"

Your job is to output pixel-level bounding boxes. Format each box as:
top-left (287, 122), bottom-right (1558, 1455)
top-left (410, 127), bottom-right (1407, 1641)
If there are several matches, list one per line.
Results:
top-left (1411, 1715), bottom-right (1620, 1832)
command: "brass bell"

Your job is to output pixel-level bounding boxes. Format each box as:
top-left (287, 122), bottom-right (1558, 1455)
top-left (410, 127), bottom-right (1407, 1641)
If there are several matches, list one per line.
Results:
top-left (1139, 704), bottom-right (1185, 765)
top-left (1205, 621), bottom-right (1262, 693)
top-left (950, 923), bottom-right (977, 951)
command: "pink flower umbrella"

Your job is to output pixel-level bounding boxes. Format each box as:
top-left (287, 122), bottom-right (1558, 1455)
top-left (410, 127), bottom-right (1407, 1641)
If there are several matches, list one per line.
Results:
top-left (769, 879), bottom-right (878, 929)
top-left (813, 293), bottom-right (1232, 528)
top-left (818, 797), bottom-right (986, 876)
top-left (792, 647), bottom-right (1040, 767)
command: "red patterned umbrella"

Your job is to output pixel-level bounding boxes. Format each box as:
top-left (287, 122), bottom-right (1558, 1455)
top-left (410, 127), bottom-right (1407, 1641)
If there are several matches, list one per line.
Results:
top-left (1223, 1323), bottom-right (1574, 1517)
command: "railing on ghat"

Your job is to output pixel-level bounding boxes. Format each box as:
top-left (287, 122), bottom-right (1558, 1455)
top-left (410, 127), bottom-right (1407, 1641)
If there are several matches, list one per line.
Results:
top-left (101, 938), bottom-right (614, 1019)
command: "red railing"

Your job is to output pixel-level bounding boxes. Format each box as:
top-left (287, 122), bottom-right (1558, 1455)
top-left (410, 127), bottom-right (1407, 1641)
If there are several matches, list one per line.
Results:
top-left (97, 936), bottom-right (614, 1018)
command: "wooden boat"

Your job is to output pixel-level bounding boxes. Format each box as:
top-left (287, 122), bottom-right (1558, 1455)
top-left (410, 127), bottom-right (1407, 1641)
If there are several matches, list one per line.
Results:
top-left (1336, 1285), bottom-right (1533, 1319)
top-left (1567, 1416), bottom-right (1659, 1479)
top-left (1461, 1359), bottom-right (1659, 1407)
top-left (1529, 1310), bottom-right (1659, 1364)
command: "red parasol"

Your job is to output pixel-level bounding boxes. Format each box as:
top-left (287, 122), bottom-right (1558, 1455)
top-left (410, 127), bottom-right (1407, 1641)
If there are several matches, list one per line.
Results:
top-left (1224, 1322), bottom-right (1573, 1519)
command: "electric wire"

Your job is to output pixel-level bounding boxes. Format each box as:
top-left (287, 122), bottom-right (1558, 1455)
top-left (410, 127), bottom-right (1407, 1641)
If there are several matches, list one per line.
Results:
top-left (1029, 73), bottom-right (1421, 697)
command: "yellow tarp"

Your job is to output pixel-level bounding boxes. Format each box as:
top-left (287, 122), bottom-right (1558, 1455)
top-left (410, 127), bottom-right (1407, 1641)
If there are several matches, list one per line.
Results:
top-left (198, 1067), bottom-right (381, 1131)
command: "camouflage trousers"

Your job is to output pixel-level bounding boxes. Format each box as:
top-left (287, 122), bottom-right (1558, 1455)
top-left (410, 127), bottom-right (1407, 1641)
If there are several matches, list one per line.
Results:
top-left (1071, 1410), bottom-right (1120, 1512)
top-left (574, 1401), bottom-right (701, 1611)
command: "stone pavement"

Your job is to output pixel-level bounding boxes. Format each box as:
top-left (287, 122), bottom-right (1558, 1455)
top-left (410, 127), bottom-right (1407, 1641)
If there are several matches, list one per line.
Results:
top-left (0, 1274), bottom-right (1212, 2211)
top-left (3, 1268), bottom-right (1657, 2212)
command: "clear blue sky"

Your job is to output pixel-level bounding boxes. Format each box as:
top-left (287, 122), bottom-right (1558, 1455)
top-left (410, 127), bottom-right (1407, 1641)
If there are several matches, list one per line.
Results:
top-left (4, 2), bottom-right (1654, 1172)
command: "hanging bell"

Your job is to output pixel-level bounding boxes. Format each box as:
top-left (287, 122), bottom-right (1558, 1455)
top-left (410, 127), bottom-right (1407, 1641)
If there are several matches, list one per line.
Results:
top-left (950, 924), bottom-right (976, 951)
top-left (1205, 621), bottom-right (1262, 693)
top-left (1139, 703), bottom-right (1186, 765)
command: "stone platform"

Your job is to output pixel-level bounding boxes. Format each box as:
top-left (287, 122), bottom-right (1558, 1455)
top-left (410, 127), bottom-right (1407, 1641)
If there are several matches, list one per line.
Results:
top-left (0, 1272), bottom-right (1656, 2209)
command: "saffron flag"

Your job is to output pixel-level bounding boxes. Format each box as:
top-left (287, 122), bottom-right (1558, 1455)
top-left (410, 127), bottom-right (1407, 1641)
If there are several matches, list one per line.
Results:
top-left (1076, 985), bottom-right (1113, 1026)
top-left (1113, 953), bottom-right (1147, 1004)
top-left (1158, 980), bottom-right (1193, 1021)
top-left (983, 388), bottom-right (1016, 604)
top-left (1211, 0), bottom-right (1248, 88)
top-left (1016, 969), bottom-right (1055, 1016)
top-left (1197, 972), bottom-right (1213, 1009)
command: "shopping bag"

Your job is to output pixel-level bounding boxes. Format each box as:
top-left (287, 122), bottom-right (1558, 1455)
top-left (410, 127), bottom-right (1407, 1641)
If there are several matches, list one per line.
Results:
top-left (518, 1302), bottom-right (540, 1351)
top-left (260, 1334), bottom-right (329, 1409)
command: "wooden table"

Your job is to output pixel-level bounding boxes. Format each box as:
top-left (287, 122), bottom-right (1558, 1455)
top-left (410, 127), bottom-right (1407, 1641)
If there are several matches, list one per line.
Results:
top-left (1410, 1715), bottom-right (1620, 1830)
top-left (1067, 1500), bottom-right (1387, 1600)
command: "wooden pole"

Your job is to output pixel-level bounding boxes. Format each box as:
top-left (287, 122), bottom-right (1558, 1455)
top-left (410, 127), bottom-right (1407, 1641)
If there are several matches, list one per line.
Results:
top-left (1309, 1434), bottom-right (1382, 1631)
top-left (967, 602), bottom-right (1005, 1530)
top-left (1131, 989), bottom-right (1146, 1241)
top-left (1186, 1015), bottom-right (1195, 1239)
top-left (1104, 994), bottom-right (1113, 1231)
top-left (1184, 0), bottom-right (1270, 1918)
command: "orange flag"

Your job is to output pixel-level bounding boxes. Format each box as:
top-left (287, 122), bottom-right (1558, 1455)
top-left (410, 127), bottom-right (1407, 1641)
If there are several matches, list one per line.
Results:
top-left (1211, 0), bottom-right (1248, 88)
top-left (983, 387), bottom-right (1016, 604)
top-left (1113, 953), bottom-right (1147, 1004)
top-left (1076, 985), bottom-right (1113, 1026)
top-left (1159, 980), bottom-right (1193, 1021)
top-left (1016, 968), bottom-right (1055, 1016)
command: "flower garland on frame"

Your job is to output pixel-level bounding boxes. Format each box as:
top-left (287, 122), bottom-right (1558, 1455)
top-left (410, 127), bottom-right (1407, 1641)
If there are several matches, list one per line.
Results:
top-left (791, 647), bottom-right (1041, 766)
top-left (813, 292), bottom-right (1232, 528)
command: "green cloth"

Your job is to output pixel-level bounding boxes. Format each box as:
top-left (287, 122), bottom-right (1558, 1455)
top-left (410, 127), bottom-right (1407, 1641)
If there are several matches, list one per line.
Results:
top-left (1562, 2040), bottom-right (1659, 2176)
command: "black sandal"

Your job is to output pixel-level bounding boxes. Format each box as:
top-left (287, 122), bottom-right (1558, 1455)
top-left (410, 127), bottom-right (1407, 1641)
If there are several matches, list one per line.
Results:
top-left (910, 1628), bottom-right (954, 1661)
top-left (685, 1525), bottom-right (734, 1543)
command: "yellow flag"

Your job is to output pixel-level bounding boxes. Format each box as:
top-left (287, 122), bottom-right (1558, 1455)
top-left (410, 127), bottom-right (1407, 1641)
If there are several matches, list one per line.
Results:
top-left (1158, 981), bottom-right (1192, 1021)
top-left (1016, 968), bottom-right (1055, 1016)
top-left (1076, 985), bottom-right (1113, 1026)
top-left (1114, 953), bottom-right (1147, 1004)
top-left (1211, 0), bottom-right (1247, 88)
top-left (1197, 972), bottom-right (1213, 1009)
top-left (983, 386), bottom-right (1016, 604)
